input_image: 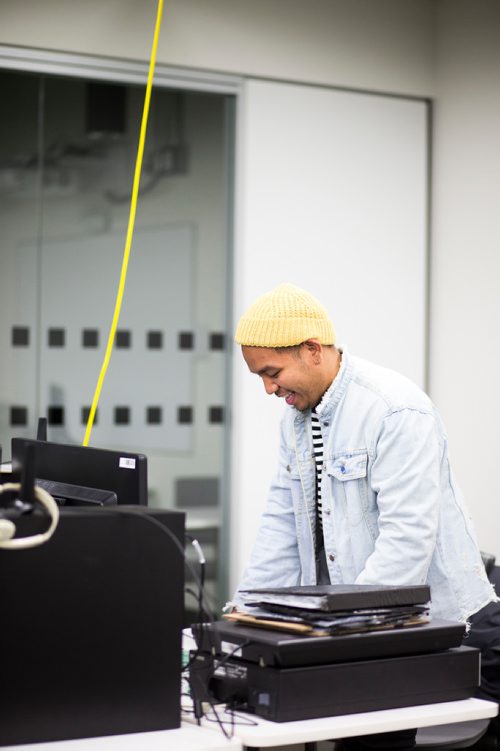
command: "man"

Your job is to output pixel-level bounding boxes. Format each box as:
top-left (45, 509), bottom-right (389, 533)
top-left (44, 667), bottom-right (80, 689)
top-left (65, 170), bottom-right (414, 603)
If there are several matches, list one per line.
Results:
top-left (231, 282), bottom-right (498, 750)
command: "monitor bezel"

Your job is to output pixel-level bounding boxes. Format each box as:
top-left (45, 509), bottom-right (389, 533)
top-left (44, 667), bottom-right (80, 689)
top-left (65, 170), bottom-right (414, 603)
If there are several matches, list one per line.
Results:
top-left (11, 438), bottom-right (148, 506)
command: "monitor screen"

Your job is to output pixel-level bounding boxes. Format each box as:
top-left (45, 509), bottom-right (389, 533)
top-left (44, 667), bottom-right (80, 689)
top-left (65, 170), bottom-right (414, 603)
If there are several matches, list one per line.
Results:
top-left (11, 438), bottom-right (148, 506)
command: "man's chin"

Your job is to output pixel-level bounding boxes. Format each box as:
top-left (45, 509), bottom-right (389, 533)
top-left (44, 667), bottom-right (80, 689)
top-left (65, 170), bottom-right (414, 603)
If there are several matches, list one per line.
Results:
top-left (293, 398), bottom-right (309, 412)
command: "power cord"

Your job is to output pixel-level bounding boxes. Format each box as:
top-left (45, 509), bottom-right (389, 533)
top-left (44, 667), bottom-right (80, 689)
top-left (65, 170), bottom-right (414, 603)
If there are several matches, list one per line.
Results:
top-left (190, 638), bottom-right (255, 739)
top-left (185, 533), bottom-right (207, 624)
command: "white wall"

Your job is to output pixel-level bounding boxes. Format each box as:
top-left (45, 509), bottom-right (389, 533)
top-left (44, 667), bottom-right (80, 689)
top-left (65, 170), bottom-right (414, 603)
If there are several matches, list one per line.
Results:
top-left (430, 0), bottom-right (500, 559)
top-left (0, 0), bottom-right (434, 97)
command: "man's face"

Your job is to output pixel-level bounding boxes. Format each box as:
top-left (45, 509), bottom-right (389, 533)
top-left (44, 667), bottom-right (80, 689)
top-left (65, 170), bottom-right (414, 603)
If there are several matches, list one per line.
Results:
top-left (242, 342), bottom-right (326, 412)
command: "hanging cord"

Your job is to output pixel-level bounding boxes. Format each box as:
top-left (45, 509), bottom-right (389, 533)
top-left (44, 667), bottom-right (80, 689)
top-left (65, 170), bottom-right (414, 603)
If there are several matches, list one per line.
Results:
top-left (187, 535), bottom-right (207, 623)
top-left (83, 0), bottom-right (164, 446)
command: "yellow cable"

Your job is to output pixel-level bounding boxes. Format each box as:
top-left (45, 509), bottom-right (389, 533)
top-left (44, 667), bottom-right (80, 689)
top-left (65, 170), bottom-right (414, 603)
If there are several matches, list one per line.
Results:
top-left (83, 0), bottom-right (164, 447)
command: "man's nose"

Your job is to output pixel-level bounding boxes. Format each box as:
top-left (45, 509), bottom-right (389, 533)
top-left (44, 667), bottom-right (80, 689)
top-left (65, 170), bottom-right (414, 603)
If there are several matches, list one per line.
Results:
top-left (263, 376), bottom-right (278, 395)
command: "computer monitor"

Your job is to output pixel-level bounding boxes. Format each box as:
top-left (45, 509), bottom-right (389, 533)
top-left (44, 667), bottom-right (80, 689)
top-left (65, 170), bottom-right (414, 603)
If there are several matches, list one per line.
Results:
top-left (11, 438), bottom-right (148, 506)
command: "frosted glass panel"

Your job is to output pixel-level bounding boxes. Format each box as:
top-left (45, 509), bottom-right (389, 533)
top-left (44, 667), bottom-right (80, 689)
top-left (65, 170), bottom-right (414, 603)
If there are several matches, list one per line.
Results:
top-left (0, 68), bottom-right (234, 613)
top-left (31, 225), bottom-right (193, 450)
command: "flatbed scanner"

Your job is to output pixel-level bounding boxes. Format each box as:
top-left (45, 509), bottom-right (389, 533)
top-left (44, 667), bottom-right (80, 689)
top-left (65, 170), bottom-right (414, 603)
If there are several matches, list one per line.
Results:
top-left (190, 620), bottom-right (479, 722)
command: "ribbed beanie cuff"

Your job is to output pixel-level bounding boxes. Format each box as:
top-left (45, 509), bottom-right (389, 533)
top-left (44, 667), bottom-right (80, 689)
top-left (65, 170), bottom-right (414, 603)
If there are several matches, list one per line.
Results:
top-left (235, 283), bottom-right (336, 347)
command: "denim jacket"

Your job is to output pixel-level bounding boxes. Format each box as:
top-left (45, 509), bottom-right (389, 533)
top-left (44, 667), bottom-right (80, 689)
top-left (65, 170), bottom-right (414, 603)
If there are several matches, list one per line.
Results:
top-left (234, 351), bottom-right (497, 621)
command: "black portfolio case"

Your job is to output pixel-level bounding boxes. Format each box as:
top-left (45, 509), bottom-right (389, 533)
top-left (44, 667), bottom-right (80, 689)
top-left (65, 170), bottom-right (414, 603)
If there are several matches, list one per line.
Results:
top-left (242, 583), bottom-right (431, 610)
top-left (193, 618), bottom-right (465, 667)
top-left (0, 507), bottom-right (185, 746)
top-left (194, 646), bottom-right (480, 722)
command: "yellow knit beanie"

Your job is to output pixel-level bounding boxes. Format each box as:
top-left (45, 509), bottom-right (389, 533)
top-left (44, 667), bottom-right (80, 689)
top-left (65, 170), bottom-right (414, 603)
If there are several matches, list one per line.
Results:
top-left (235, 283), bottom-right (336, 347)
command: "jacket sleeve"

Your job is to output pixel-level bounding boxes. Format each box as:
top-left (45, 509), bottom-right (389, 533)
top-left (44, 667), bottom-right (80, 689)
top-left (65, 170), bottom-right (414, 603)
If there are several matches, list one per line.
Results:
top-left (355, 408), bottom-right (442, 587)
top-left (231, 418), bottom-right (302, 608)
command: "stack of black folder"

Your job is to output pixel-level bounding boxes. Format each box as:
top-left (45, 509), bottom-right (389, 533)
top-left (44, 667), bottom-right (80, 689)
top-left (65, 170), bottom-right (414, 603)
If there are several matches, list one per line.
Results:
top-left (191, 585), bottom-right (480, 722)
top-left (237, 583), bottom-right (431, 635)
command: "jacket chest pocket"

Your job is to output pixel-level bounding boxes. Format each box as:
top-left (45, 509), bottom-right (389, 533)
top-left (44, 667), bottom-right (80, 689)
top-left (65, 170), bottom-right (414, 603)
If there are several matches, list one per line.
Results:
top-left (326, 453), bottom-right (368, 526)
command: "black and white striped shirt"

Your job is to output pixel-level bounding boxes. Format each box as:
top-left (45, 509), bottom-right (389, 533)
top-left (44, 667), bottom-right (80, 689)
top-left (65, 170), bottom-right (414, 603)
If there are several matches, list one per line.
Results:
top-left (311, 350), bottom-right (343, 536)
top-left (311, 408), bottom-right (324, 530)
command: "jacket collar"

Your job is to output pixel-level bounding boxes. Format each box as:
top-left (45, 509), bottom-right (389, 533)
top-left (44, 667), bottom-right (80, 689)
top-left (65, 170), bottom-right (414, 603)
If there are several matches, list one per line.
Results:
top-left (294, 349), bottom-right (352, 425)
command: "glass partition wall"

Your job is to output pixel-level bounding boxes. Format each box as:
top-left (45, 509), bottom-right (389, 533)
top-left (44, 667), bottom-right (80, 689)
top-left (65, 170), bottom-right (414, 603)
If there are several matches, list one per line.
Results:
top-left (0, 67), bottom-right (235, 619)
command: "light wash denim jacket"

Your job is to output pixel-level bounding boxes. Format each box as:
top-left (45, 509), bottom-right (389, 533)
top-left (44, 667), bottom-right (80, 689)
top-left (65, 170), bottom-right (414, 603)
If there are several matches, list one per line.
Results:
top-left (234, 351), bottom-right (497, 621)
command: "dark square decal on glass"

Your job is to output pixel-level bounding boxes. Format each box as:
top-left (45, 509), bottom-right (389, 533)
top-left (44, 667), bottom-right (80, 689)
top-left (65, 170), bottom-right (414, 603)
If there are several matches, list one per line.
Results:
top-left (12, 326), bottom-right (30, 347)
top-left (81, 406), bottom-right (98, 425)
top-left (48, 328), bottom-right (65, 347)
top-left (209, 332), bottom-right (225, 351)
top-left (178, 331), bottom-right (194, 350)
top-left (147, 331), bottom-right (163, 349)
top-left (116, 330), bottom-right (131, 348)
top-left (177, 406), bottom-right (193, 424)
top-left (114, 406), bottom-right (130, 425)
top-left (47, 406), bottom-right (65, 426)
top-left (10, 406), bottom-right (28, 426)
top-left (147, 406), bottom-right (162, 424)
top-left (209, 406), bottom-right (224, 424)
top-left (82, 328), bottom-right (99, 348)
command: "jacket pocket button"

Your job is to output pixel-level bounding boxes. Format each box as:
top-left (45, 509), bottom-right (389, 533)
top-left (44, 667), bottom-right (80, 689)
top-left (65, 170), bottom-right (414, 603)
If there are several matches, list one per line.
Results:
top-left (328, 554), bottom-right (335, 562)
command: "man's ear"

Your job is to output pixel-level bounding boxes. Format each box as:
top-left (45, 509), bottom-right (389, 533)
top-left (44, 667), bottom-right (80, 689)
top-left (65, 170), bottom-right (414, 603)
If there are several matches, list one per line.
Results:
top-left (303, 339), bottom-right (322, 364)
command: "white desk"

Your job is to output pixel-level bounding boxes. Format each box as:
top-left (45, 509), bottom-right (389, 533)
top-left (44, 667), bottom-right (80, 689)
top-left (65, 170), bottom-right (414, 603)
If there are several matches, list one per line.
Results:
top-left (1, 700), bottom-right (496, 750)
top-left (189, 698), bottom-right (498, 748)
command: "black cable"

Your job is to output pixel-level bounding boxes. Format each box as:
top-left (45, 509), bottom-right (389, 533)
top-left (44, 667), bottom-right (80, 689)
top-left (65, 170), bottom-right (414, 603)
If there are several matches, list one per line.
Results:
top-left (185, 532), bottom-right (209, 625)
top-left (189, 637), bottom-right (256, 737)
top-left (209, 638), bottom-right (253, 673)
top-left (185, 586), bottom-right (201, 602)
top-left (205, 700), bottom-right (232, 740)
top-left (204, 707), bottom-right (259, 728)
